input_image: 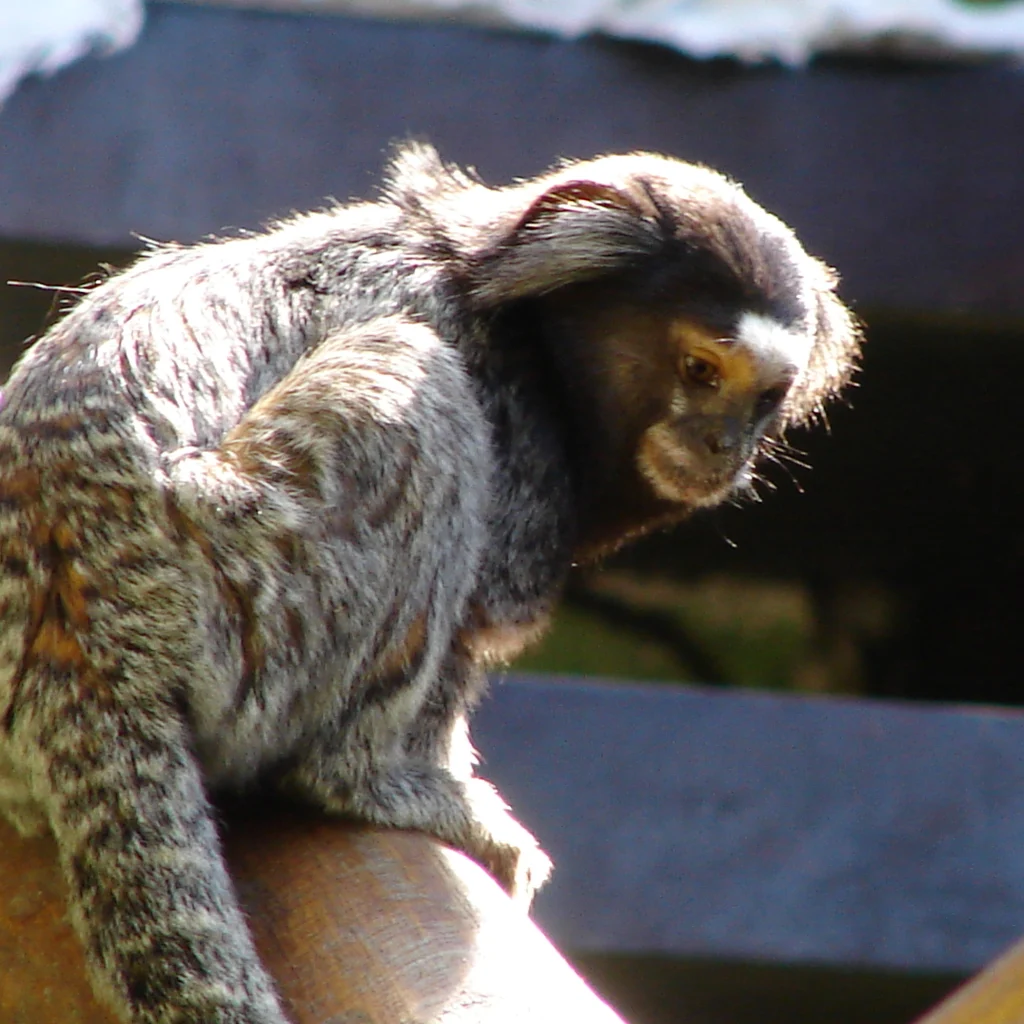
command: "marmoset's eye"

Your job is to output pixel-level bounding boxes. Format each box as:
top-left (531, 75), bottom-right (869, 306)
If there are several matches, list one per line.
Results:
top-left (684, 354), bottom-right (720, 388)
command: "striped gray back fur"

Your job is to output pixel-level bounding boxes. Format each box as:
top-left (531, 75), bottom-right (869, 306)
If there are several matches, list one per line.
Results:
top-left (0, 143), bottom-right (859, 1023)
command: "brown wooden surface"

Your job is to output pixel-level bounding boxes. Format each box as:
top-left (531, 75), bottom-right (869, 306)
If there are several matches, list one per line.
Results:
top-left (0, 809), bottom-right (627, 1024)
top-left (914, 936), bottom-right (1024, 1024)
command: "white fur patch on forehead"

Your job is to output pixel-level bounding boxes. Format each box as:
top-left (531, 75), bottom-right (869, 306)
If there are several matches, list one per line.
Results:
top-left (735, 311), bottom-right (813, 380)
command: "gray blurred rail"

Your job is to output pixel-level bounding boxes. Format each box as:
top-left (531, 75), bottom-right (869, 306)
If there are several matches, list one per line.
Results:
top-left (475, 676), bottom-right (1024, 974)
top-left (3, 2), bottom-right (1024, 315)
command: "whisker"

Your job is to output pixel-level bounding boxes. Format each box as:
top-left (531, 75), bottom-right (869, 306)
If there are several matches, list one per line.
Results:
top-left (7, 280), bottom-right (91, 295)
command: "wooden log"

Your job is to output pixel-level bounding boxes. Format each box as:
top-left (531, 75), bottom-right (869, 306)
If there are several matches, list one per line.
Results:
top-left (0, 809), bottom-right (627, 1024)
top-left (914, 937), bottom-right (1024, 1024)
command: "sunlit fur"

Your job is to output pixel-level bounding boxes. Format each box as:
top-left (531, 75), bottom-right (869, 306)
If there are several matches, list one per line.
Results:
top-left (0, 142), bottom-right (858, 1024)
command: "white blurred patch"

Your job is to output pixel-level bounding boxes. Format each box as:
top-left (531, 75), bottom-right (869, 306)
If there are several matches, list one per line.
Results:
top-left (736, 311), bottom-right (812, 381)
top-left (267, 0), bottom-right (1024, 65)
top-left (0, 0), bottom-right (142, 107)
top-left (4, 0), bottom-right (1023, 108)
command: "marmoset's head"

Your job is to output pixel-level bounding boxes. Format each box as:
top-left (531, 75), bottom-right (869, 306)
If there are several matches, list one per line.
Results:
top-left (636, 311), bottom-right (813, 509)
top-left (388, 144), bottom-right (860, 539)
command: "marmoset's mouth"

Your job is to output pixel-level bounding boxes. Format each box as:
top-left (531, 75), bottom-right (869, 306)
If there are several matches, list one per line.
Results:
top-left (637, 422), bottom-right (750, 507)
top-left (672, 471), bottom-right (743, 509)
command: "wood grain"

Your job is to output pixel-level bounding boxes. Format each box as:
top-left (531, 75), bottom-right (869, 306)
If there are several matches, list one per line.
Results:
top-left (0, 809), bottom-right (626, 1023)
top-left (915, 937), bottom-right (1024, 1024)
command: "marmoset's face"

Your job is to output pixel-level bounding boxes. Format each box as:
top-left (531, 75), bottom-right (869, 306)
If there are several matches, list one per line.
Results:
top-left (636, 311), bottom-right (810, 507)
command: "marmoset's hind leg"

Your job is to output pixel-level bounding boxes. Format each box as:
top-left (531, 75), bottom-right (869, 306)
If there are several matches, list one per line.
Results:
top-left (171, 316), bottom-right (550, 894)
top-left (9, 672), bottom-right (288, 1024)
top-left (166, 316), bottom-right (494, 730)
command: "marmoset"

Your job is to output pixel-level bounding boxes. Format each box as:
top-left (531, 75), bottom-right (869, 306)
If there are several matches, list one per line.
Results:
top-left (0, 144), bottom-right (859, 1023)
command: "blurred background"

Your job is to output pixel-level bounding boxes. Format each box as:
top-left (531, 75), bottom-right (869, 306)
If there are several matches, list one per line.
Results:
top-left (4, 1), bottom-right (1024, 1020)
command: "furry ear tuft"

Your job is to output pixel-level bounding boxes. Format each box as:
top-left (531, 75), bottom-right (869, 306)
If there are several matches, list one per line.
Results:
top-left (471, 179), bottom-right (664, 307)
top-left (786, 261), bottom-right (862, 424)
top-left (382, 141), bottom-right (477, 214)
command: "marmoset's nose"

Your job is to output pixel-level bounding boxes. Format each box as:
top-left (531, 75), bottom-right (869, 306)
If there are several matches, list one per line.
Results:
top-left (701, 416), bottom-right (743, 457)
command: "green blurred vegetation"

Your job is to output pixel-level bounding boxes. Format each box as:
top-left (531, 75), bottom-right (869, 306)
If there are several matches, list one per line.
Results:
top-left (512, 573), bottom-right (817, 690)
